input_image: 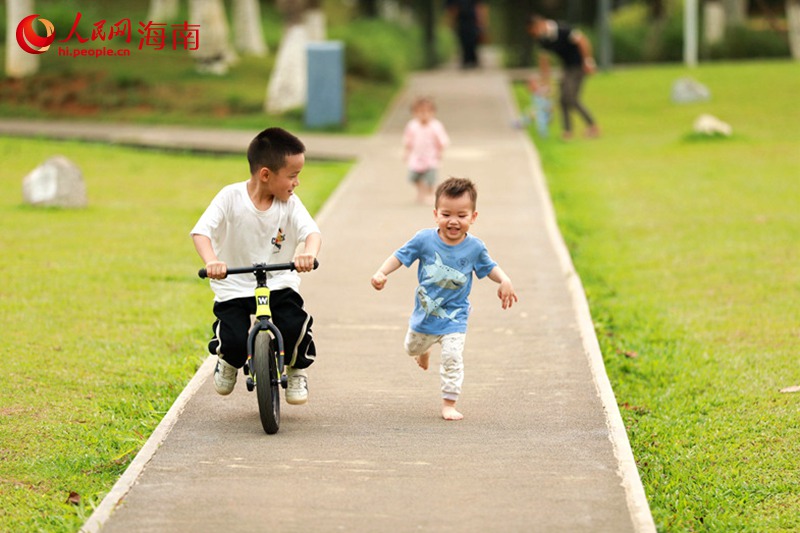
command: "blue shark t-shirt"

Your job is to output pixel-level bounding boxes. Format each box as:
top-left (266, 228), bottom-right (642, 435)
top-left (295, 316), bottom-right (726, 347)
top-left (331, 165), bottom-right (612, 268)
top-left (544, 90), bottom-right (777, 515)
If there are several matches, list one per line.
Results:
top-left (394, 228), bottom-right (497, 335)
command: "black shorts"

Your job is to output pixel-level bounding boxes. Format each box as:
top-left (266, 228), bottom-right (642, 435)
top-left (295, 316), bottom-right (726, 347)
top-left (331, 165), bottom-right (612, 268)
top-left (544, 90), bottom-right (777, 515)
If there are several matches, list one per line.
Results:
top-left (208, 288), bottom-right (316, 370)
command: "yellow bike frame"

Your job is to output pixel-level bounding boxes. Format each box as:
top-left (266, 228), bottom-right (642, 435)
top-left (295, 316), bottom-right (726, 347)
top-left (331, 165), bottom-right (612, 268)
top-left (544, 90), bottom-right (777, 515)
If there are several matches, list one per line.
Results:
top-left (250, 280), bottom-right (284, 385)
top-left (255, 285), bottom-right (272, 320)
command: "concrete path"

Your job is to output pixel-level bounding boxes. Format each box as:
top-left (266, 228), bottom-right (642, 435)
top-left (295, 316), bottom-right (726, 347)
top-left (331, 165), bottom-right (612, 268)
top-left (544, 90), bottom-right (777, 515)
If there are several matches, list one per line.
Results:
top-left (6, 68), bottom-right (654, 532)
top-left (0, 119), bottom-right (368, 161)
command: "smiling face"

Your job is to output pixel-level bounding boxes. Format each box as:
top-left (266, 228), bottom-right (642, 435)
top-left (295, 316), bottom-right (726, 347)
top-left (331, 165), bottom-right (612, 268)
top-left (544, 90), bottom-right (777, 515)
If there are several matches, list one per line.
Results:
top-left (434, 192), bottom-right (478, 246)
top-left (264, 152), bottom-right (305, 202)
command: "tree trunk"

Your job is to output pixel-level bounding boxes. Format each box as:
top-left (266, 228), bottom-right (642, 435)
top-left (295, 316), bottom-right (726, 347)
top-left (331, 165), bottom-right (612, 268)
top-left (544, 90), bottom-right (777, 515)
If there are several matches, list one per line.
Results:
top-left (379, 0), bottom-right (403, 22)
top-left (413, 0), bottom-right (437, 68)
top-left (265, 0), bottom-right (309, 114)
top-left (276, 0), bottom-right (306, 25)
top-left (650, 0), bottom-right (665, 19)
top-left (788, 0), bottom-right (800, 60)
top-left (233, 0), bottom-right (267, 56)
top-left (597, 0), bottom-right (613, 69)
top-left (304, 0), bottom-right (326, 42)
top-left (189, 0), bottom-right (237, 74)
top-left (723, 0), bottom-right (748, 26)
top-left (502, 0), bottom-right (537, 68)
top-left (5, 0), bottom-right (40, 78)
top-left (704, 0), bottom-right (726, 45)
top-left (147, 0), bottom-right (180, 22)
top-left (359, 0), bottom-right (378, 17)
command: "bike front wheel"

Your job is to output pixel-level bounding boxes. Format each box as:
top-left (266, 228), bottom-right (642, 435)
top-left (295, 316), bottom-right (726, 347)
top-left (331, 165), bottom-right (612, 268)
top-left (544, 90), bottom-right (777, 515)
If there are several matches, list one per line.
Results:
top-left (253, 330), bottom-right (280, 434)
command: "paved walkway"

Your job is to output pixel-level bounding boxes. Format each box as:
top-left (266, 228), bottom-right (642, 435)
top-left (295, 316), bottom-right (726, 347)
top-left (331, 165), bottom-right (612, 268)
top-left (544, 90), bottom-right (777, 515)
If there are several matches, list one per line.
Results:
top-left (4, 68), bottom-right (653, 532)
top-left (0, 118), bottom-right (368, 160)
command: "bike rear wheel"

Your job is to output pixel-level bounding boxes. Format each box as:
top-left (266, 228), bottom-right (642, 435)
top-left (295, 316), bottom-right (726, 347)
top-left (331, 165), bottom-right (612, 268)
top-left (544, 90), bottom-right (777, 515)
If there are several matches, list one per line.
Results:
top-left (253, 330), bottom-right (280, 434)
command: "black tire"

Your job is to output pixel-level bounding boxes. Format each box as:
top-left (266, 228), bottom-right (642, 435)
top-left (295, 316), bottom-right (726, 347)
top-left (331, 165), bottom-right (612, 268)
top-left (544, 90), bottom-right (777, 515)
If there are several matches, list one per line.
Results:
top-left (254, 330), bottom-right (280, 434)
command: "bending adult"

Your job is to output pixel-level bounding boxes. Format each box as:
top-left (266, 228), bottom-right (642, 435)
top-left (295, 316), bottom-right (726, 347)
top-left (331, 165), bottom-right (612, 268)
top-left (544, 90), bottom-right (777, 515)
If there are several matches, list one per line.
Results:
top-left (528, 14), bottom-right (599, 139)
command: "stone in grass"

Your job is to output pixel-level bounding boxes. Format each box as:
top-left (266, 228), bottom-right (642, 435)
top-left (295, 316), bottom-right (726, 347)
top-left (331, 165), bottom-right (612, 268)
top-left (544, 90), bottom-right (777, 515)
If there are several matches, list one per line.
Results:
top-left (693, 114), bottom-right (732, 137)
top-left (671, 77), bottom-right (711, 104)
top-left (22, 156), bottom-right (88, 208)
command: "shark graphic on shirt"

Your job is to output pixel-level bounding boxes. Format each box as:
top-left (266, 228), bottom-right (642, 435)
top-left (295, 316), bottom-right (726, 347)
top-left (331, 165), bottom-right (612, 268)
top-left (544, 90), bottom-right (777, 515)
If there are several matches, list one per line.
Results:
top-left (416, 286), bottom-right (459, 321)
top-left (422, 252), bottom-right (468, 290)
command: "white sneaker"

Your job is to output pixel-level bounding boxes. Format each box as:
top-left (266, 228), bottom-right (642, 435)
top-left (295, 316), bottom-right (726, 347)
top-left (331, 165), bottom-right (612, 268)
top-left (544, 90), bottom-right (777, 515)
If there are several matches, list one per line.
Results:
top-left (285, 367), bottom-right (308, 405)
top-left (214, 357), bottom-right (237, 395)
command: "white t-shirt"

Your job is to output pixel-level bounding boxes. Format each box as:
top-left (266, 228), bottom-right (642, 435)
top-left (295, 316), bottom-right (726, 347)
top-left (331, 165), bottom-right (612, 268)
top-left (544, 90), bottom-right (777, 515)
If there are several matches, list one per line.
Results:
top-left (191, 181), bottom-right (320, 301)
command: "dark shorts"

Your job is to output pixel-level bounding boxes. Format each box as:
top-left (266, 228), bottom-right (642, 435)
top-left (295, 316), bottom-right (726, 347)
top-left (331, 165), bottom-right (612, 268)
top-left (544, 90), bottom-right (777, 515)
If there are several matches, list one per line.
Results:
top-left (208, 288), bottom-right (316, 370)
top-left (407, 168), bottom-right (437, 186)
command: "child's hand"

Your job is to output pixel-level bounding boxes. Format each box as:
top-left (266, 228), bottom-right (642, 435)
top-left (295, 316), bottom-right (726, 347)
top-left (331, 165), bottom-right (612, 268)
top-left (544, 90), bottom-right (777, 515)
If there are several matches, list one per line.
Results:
top-left (371, 272), bottom-right (388, 290)
top-left (205, 260), bottom-right (227, 280)
top-left (497, 279), bottom-right (518, 309)
top-left (294, 253), bottom-right (316, 273)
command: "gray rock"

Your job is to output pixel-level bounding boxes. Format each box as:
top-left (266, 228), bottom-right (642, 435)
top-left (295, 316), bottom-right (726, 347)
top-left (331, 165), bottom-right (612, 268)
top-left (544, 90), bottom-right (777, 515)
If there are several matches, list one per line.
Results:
top-left (22, 156), bottom-right (88, 208)
top-left (671, 77), bottom-right (711, 104)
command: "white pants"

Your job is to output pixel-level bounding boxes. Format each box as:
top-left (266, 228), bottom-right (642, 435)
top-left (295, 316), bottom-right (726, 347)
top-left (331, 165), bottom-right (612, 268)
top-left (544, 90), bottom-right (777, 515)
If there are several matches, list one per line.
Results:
top-left (404, 330), bottom-right (467, 401)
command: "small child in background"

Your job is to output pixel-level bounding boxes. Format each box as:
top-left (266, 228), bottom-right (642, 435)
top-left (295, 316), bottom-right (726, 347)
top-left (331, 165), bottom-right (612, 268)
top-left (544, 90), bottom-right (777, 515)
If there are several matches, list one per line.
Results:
top-left (528, 75), bottom-right (552, 138)
top-left (403, 97), bottom-right (450, 204)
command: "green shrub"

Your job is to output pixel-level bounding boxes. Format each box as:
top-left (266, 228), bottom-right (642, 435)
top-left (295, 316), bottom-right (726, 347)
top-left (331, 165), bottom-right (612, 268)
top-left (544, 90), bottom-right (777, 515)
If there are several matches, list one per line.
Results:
top-left (645, 9), bottom-right (684, 62)
top-left (330, 18), bottom-right (423, 84)
top-left (610, 1), bottom-right (790, 63)
top-left (610, 2), bottom-right (649, 63)
top-left (611, 1), bottom-right (685, 63)
top-left (436, 24), bottom-right (458, 66)
top-left (707, 25), bottom-right (790, 59)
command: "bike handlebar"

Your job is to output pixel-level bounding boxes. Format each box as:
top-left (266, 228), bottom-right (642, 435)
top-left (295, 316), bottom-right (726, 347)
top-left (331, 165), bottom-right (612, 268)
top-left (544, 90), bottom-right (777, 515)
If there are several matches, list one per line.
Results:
top-left (198, 259), bottom-right (319, 279)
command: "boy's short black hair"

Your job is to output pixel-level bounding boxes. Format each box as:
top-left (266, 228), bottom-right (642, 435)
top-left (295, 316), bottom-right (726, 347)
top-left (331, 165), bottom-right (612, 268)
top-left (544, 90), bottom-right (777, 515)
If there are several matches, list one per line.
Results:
top-left (435, 177), bottom-right (478, 210)
top-left (247, 127), bottom-right (306, 174)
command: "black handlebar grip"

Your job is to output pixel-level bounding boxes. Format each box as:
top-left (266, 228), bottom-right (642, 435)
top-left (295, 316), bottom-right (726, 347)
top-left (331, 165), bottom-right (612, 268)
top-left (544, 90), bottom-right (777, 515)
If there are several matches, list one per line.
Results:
top-left (199, 260), bottom-right (317, 279)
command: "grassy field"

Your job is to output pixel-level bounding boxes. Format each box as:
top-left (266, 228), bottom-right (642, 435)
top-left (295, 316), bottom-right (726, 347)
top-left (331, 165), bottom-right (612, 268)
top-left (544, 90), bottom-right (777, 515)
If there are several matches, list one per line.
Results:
top-left (517, 60), bottom-right (800, 531)
top-left (0, 137), bottom-right (349, 531)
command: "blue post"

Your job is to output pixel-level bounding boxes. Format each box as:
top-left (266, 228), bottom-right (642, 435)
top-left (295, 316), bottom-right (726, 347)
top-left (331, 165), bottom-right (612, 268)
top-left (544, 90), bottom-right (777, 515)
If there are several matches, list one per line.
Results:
top-left (305, 41), bottom-right (345, 128)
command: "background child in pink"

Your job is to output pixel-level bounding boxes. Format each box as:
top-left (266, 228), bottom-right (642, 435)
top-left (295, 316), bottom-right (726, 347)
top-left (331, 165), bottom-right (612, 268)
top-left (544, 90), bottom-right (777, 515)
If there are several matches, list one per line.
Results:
top-left (403, 97), bottom-right (450, 204)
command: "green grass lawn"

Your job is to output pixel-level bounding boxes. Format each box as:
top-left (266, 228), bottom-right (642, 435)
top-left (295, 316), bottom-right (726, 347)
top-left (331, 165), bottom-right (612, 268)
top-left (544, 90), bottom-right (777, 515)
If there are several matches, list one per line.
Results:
top-left (0, 137), bottom-right (349, 531)
top-left (517, 60), bottom-right (800, 531)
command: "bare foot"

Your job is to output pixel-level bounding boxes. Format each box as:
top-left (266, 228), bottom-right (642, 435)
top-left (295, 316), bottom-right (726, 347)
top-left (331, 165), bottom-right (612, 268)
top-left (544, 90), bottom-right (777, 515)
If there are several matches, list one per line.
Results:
top-left (414, 350), bottom-right (430, 370)
top-left (442, 400), bottom-right (463, 421)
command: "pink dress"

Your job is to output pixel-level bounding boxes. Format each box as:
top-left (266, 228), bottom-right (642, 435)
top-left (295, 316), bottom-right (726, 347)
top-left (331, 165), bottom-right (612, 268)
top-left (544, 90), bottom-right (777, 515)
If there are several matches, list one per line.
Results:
top-left (403, 118), bottom-right (450, 172)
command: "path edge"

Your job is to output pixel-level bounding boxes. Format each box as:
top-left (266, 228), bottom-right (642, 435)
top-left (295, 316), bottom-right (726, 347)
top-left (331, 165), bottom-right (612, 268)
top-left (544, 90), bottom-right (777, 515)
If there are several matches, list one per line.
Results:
top-left (502, 77), bottom-right (657, 533)
top-left (79, 355), bottom-right (216, 533)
